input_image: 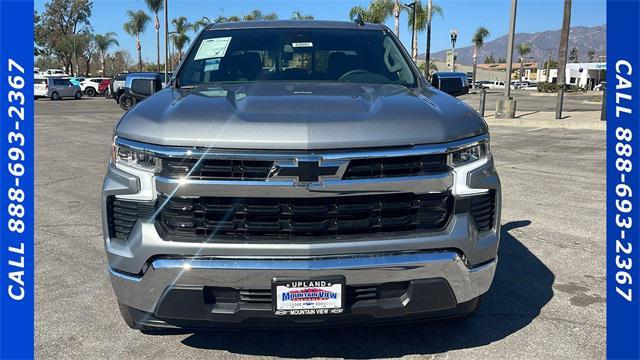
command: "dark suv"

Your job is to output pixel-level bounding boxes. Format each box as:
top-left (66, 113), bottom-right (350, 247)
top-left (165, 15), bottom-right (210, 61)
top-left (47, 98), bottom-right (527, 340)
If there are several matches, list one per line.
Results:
top-left (103, 20), bottom-right (501, 331)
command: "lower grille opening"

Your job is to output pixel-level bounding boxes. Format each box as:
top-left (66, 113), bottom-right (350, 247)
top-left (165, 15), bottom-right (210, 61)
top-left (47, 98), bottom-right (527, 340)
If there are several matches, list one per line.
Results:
top-left (454, 191), bottom-right (496, 233)
top-left (204, 282), bottom-right (411, 308)
top-left (106, 196), bottom-right (155, 241)
top-left (156, 193), bottom-right (454, 242)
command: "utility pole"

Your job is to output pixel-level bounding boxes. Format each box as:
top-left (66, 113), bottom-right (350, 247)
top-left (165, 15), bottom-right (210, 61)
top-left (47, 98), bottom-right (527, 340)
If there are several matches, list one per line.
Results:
top-left (450, 29), bottom-right (458, 72)
top-left (545, 49), bottom-right (553, 83)
top-left (405, 2), bottom-right (417, 62)
top-left (555, 0), bottom-right (572, 119)
top-left (425, 0), bottom-right (433, 73)
top-left (164, 0), bottom-right (169, 84)
top-left (496, 0), bottom-right (518, 118)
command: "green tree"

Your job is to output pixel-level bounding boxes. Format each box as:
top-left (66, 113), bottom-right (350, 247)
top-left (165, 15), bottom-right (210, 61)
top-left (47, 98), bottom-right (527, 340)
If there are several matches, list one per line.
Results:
top-left (471, 26), bottom-right (490, 88)
top-left (517, 42), bottom-right (532, 83)
top-left (123, 10), bottom-right (150, 71)
top-left (94, 32), bottom-right (119, 76)
top-left (34, 0), bottom-right (93, 74)
top-left (349, 0), bottom-right (394, 24)
top-left (171, 16), bottom-right (191, 60)
top-left (587, 49), bottom-right (595, 62)
top-left (243, 10), bottom-right (278, 21)
top-left (192, 16), bottom-right (212, 32)
top-left (569, 46), bottom-right (578, 62)
top-left (77, 32), bottom-right (96, 75)
top-left (144, 0), bottom-right (163, 72)
top-left (291, 11), bottom-right (314, 20)
top-left (484, 54), bottom-right (495, 64)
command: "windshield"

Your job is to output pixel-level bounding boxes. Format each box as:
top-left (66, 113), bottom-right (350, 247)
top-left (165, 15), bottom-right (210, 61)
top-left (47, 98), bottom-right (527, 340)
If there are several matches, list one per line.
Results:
top-left (178, 28), bottom-right (417, 87)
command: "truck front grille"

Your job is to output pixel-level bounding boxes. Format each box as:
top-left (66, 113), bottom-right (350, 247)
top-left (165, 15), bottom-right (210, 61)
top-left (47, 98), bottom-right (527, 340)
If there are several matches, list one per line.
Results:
top-left (155, 193), bottom-right (454, 242)
top-left (342, 154), bottom-right (448, 179)
top-left (159, 154), bottom-right (448, 181)
top-left (161, 158), bottom-right (274, 181)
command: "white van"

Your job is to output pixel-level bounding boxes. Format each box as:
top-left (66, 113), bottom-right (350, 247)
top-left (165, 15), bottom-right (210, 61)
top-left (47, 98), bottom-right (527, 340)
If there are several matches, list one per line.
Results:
top-left (34, 75), bottom-right (49, 99)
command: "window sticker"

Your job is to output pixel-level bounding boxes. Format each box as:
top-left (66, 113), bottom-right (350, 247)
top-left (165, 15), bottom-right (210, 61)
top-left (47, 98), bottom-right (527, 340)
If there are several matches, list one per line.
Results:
top-left (292, 42), bottom-right (313, 48)
top-left (204, 58), bottom-right (221, 72)
top-left (194, 37), bottom-right (232, 60)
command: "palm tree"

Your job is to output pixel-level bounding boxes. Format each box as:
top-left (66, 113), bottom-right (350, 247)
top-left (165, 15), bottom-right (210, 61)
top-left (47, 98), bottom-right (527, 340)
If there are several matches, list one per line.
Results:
top-left (556, 0), bottom-right (572, 118)
top-left (123, 10), bottom-right (151, 71)
top-left (243, 10), bottom-right (278, 21)
top-left (94, 32), bottom-right (119, 76)
top-left (192, 16), bottom-right (212, 32)
top-left (392, 0), bottom-right (401, 36)
top-left (291, 11), bottom-right (314, 20)
top-left (171, 16), bottom-right (191, 61)
top-left (471, 27), bottom-right (490, 88)
top-left (587, 49), bottom-right (595, 62)
top-left (424, 0), bottom-right (443, 69)
top-left (349, 0), bottom-right (394, 24)
top-left (517, 42), bottom-right (532, 84)
top-left (144, 0), bottom-right (163, 72)
top-left (172, 33), bottom-right (190, 60)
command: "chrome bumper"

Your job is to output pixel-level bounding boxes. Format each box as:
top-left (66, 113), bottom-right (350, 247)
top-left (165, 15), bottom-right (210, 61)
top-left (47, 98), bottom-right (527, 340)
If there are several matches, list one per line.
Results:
top-left (110, 251), bottom-right (497, 313)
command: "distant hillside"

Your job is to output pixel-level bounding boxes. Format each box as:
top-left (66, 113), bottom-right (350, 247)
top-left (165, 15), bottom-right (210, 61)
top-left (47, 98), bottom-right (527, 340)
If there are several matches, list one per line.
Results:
top-left (424, 25), bottom-right (606, 65)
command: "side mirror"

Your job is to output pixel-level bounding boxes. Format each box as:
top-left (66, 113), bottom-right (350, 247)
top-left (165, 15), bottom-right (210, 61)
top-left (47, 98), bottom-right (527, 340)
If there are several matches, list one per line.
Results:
top-left (129, 77), bottom-right (162, 97)
top-left (433, 77), bottom-right (469, 97)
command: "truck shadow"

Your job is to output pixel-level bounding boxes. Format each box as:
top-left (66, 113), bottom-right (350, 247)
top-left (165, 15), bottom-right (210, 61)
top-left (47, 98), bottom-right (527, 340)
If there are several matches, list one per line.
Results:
top-left (178, 220), bottom-right (553, 358)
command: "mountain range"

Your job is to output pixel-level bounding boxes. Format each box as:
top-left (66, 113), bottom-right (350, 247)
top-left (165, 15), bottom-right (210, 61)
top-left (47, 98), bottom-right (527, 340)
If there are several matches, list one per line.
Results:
top-left (424, 25), bottom-right (606, 65)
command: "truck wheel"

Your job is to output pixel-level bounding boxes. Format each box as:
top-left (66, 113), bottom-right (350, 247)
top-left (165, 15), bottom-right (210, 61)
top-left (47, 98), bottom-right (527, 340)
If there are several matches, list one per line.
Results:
top-left (85, 87), bottom-right (96, 97)
top-left (50, 92), bottom-right (59, 100)
top-left (74, 91), bottom-right (82, 99)
top-left (118, 93), bottom-right (136, 111)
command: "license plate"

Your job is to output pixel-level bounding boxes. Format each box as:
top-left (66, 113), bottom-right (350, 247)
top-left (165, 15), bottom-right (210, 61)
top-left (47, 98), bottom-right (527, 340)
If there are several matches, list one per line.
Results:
top-left (272, 277), bottom-right (345, 316)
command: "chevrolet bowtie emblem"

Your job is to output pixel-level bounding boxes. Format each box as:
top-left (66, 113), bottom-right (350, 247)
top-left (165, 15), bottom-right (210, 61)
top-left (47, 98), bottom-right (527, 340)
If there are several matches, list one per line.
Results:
top-left (268, 159), bottom-right (346, 184)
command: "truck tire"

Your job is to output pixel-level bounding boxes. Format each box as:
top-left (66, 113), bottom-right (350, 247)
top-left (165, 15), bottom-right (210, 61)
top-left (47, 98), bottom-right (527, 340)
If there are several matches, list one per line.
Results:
top-left (85, 87), bottom-right (97, 97)
top-left (118, 93), bottom-right (136, 111)
top-left (50, 92), bottom-right (60, 100)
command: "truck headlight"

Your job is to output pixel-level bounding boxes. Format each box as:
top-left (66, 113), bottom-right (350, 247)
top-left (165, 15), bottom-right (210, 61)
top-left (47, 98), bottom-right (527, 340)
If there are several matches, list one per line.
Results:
top-left (450, 142), bottom-right (489, 167)
top-left (111, 138), bottom-right (161, 173)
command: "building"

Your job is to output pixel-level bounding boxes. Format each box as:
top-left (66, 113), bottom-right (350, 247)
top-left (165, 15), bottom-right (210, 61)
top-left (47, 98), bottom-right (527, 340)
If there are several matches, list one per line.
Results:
top-left (540, 62), bottom-right (606, 90)
top-left (476, 62), bottom-right (540, 82)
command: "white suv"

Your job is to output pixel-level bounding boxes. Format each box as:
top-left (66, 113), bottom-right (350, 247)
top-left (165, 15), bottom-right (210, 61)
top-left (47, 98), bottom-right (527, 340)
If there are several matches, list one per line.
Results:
top-left (81, 77), bottom-right (109, 97)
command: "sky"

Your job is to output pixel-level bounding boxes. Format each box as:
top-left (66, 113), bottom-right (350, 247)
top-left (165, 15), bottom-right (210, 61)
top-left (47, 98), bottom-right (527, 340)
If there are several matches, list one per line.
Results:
top-left (35, 0), bottom-right (606, 63)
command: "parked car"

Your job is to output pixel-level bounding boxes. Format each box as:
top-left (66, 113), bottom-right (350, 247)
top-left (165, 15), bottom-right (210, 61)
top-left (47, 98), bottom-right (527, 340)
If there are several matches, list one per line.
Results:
top-left (117, 72), bottom-right (163, 111)
top-left (595, 82), bottom-right (606, 91)
top-left (46, 77), bottom-right (82, 100)
top-left (473, 80), bottom-right (491, 89)
top-left (486, 80), bottom-right (506, 89)
top-left (430, 72), bottom-right (470, 96)
top-left (81, 77), bottom-right (110, 96)
top-left (67, 77), bottom-right (85, 87)
top-left (34, 75), bottom-right (48, 99)
top-left (110, 72), bottom-right (129, 104)
top-left (104, 20), bottom-right (500, 331)
top-left (44, 69), bottom-right (68, 77)
top-left (98, 79), bottom-right (111, 96)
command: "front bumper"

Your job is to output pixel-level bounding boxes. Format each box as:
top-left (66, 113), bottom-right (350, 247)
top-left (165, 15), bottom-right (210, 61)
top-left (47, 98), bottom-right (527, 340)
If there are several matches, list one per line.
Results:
top-left (103, 137), bottom-right (501, 326)
top-left (110, 251), bottom-right (496, 327)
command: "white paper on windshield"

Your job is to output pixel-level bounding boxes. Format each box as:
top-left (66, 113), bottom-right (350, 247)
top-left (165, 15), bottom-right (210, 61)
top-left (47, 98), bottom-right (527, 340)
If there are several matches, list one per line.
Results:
top-left (292, 42), bottom-right (313, 48)
top-left (194, 37), bottom-right (232, 60)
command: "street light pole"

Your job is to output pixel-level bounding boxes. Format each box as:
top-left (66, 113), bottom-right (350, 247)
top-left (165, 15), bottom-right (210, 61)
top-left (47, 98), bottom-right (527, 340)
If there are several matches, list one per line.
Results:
top-left (450, 29), bottom-right (458, 72)
top-left (164, 0), bottom-right (169, 84)
top-left (504, 0), bottom-right (517, 99)
top-left (405, 2), bottom-right (417, 62)
top-left (495, 0), bottom-right (518, 119)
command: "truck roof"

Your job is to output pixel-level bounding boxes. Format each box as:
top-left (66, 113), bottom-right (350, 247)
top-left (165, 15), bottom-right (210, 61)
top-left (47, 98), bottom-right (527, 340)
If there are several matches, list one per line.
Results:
top-left (206, 20), bottom-right (388, 31)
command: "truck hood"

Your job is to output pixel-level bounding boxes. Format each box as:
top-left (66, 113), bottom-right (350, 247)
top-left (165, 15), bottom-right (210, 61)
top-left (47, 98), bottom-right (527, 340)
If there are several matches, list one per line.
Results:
top-left (116, 82), bottom-right (487, 150)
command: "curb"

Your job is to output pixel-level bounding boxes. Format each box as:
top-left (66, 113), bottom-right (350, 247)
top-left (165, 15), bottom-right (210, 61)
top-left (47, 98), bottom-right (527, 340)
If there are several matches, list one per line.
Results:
top-left (484, 117), bottom-right (606, 130)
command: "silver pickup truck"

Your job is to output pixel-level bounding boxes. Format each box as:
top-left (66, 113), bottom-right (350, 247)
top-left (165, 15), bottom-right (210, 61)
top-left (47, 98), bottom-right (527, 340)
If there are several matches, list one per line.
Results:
top-left (103, 20), bottom-right (501, 330)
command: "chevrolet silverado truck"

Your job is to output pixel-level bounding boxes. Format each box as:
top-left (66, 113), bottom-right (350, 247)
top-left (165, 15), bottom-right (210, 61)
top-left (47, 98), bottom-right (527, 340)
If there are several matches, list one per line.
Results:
top-left (103, 20), bottom-right (501, 330)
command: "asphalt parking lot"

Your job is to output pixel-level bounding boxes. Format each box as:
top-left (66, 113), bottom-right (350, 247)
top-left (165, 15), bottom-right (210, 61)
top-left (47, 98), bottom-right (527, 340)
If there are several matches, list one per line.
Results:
top-left (460, 89), bottom-right (603, 113)
top-left (35, 96), bottom-right (605, 359)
